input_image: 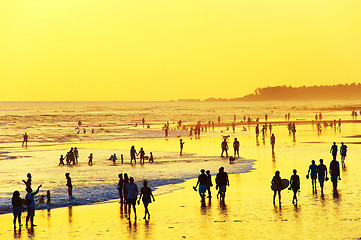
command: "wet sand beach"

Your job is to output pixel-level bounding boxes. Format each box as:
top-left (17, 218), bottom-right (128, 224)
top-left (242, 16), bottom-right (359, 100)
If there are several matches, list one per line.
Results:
top-left (1, 121), bottom-right (361, 239)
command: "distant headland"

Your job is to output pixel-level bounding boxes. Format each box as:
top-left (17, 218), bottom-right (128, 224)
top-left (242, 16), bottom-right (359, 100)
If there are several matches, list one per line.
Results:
top-left (178, 83), bottom-right (361, 102)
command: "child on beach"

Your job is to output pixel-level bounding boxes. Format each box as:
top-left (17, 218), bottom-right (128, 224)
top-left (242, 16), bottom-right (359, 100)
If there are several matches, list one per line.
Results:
top-left (46, 190), bottom-right (51, 204)
top-left (59, 155), bottom-right (65, 166)
top-left (138, 181), bottom-right (155, 220)
top-left (88, 153), bottom-right (93, 166)
top-left (22, 173), bottom-right (32, 189)
top-left (149, 152), bottom-right (154, 163)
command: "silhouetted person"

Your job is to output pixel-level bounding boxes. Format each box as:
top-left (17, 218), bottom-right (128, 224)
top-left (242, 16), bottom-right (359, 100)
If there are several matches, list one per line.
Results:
top-left (232, 122), bottom-right (235, 133)
top-left (23, 173), bottom-right (32, 189)
top-left (270, 134), bottom-right (275, 152)
top-left (12, 191), bottom-right (23, 229)
top-left (340, 142), bottom-right (347, 166)
top-left (330, 142), bottom-right (338, 160)
top-left (180, 139), bottom-right (185, 155)
top-left (121, 154), bottom-right (124, 164)
top-left (255, 124), bottom-right (259, 138)
top-left (138, 181), bottom-right (155, 220)
top-left (233, 138), bottom-right (240, 157)
top-left (25, 184), bottom-right (42, 228)
top-left (126, 177), bottom-right (138, 221)
top-left (307, 160), bottom-right (317, 193)
top-left (330, 159), bottom-right (341, 192)
top-left (138, 148), bottom-right (145, 164)
top-left (118, 174), bottom-right (124, 205)
top-left (130, 146), bottom-right (137, 164)
top-left (88, 153), bottom-right (93, 166)
top-left (22, 133), bottom-right (28, 148)
top-left (164, 127), bottom-right (169, 137)
top-left (291, 123), bottom-right (296, 137)
top-left (58, 155), bottom-right (65, 166)
top-left (215, 167), bottom-right (229, 205)
top-left (317, 159), bottom-right (328, 195)
top-left (123, 173), bottom-right (129, 208)
top-left (221, 139), bottom-right (229, 157)
top-left (46, 190), bottom-right (51, 204)
top-left (65, 173), bottom-right (73, 200)
top-left (74, 147), bottom-right (79, 164)
top-left (218, 116), bottom-right (221, 124)
top-left (206, 170), bottom-right (213, 198)
top-left (194, 169), bottom-right (207, 202)
top-left (112, 153), bottom-right (117, 164)
top-left (271, 171), bottom-right (282, 206)
top-left (149, 152), bottom-right (154, 162)
top-left (289, 169), bottom-right (300, 204)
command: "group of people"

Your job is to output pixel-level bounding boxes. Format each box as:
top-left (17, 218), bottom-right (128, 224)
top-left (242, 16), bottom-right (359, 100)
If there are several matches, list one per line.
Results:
top-left (58, 147), bottom-right (80, 165)
top-left (194, 167), bottom-right (229, 205)
top-left (117, 173), bottom-right (155, 221)
top-left (130, 146), bottom-right (154, 164)
top-left (220, 138), bottom-right (240, 158)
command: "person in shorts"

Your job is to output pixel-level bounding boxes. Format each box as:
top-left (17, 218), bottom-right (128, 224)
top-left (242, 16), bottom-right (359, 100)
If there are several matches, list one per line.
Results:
top-left (25, 185), bottom-right (42, 228)
top-left (194, 169), bottom-right (208, 202)
top-left (126, 177), bottom-right (138, 221)
top-left (330, 159), bottom-right (341, 192)
top-left (307, 160), bottom-right (318, 193)
top-left (215, 167), bottom-right (229, 205)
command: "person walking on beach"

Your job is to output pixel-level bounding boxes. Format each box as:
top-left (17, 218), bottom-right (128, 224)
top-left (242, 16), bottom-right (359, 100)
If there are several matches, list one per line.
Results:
top-left (126, 177), bottom-right (138, 221)
top-left (117, 174), bottom-right (124, 205)
top-left (23, 173), bottom-right (32, 189)
top-left (233, 138), bottom-right (240, 157)
top-left (221, 139), bottom-right (229, 157)
top-left (130, 146), bottom-right (137, 164)
top-left (25, 184), bottom-right (42, 228)
top-left (194, 169), bottom-right (208, 202)
top-left (123, 173), bottom-right (129, 208)
top-left (180, 139), bottom-right (185, 155)
top-left (255, 124), bottom-right (260, 138)
top-left (65, 173), bottom-right (73, 200)
top-left (74, 147), bottom-right (79, 164)
top-left (291, 123), bottom-right (296, 137)
top-left (12, 191), bottom-right (23, 229)
top-left (270, 134), bottom-right (276, 152)
top-left (340, 142), bottom-right (348, 166)
top-left (215, 167), bottom-right (229, 205)
top-left (138, 181), bottom-right (155, 220)
top-left (289, 169), bottom-right (300, 204)
top-left (88, 153), bottom-right (93, 166)
top-left (307, 160), bottom-right (318, 193)
top-left (271, 171), bottom-right (282, 206)
top-left (317, 159), bottom-right (328, 195)
top-left (330, 159), bottom-right (341, 192)
top-left (206, 170), bottom-right (213, 198)
top-left (22, 133), bottom-right (28, 148)
top-left (330, 142), bottom-right (338, 160)
top-left (138, 148), bottom-right (145, 164)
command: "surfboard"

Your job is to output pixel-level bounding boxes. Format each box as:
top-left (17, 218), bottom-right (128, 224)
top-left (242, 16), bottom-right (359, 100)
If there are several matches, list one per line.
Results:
top-left (271, 179), bottom-right (289, 191)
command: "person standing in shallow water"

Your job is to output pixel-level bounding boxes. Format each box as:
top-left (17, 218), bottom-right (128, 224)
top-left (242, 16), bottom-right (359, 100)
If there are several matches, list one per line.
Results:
top-left (138, 181), bottom-right (155, 220)
top-left (289, 169), bottom-right (300, 204)
top-left (271, 171), bottom-right (282, 206)
top-left (25, 184), bottom-right (42, 228)
top-left (233, 138), bottom-right (240, 157)
top-left (88, 153), bottom-right (93, 166)
top-left (12, 191), bottom-right (23, 229)
top-left (126, 177), bottom-right (138, 221)
top-left (117, 174), bottom-right (124, 205)
top-left (215, 167), bottom-right (229, 205)
top-left (340, 142), bottom-right (347, 166)
top-left (307, 160), bottom-right (318, 193)
top-left (194, 169), bottom-right (208, 202)
top-left (23, 173), bottom-right (32, 189)
top-left (179, 139), bottom-right (185, 155)
top-left (22, 132), bottom-right (28, 148)
top-left (130, 146), bottom-right (137, 164)
top-left (270, 134), bottom-right (275, 152)
top-left (317, 159), bottom-right (328, 195)
top-left (221, 139), bottom-right (229, 157)
top-left (330, 158), bottom-right (341, 192)
top-left (65, 173), bottom-right (73, 200)
top-left (206, 170), bottom-right (213, 198)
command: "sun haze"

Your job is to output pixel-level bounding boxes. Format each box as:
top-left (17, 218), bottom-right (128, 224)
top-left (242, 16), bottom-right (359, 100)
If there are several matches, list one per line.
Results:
top-left (1, 0), bottom-right (361, 101)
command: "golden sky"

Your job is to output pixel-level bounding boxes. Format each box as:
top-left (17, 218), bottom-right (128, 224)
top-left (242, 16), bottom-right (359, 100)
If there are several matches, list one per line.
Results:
top-left (1, 0), bottom-right (361, 101)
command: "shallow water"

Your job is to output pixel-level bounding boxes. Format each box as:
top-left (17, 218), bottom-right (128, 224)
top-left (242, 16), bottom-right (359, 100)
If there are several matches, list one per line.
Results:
top-left (1, 101), bottom-right (361, 238)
